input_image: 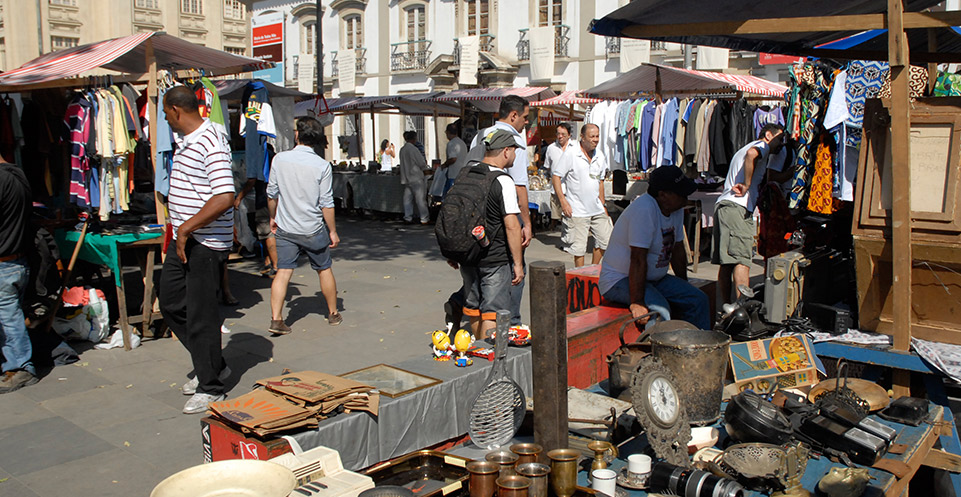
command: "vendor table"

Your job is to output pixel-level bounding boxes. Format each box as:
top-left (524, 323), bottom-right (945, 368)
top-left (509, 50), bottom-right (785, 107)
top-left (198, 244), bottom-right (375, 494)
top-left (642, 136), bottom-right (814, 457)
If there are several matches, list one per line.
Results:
top-left (343, 174), bottom-right (436, 214)
top-left (814, 341), bottom-right (961, 495)
top-left (529, 189), bottom-right (552, 215)
top-left (574, 403), bottom-right (949, 496)
top-left (206, 347), bottom-right (534, 469)
top-left (55, 230), bottom-right (164, 351)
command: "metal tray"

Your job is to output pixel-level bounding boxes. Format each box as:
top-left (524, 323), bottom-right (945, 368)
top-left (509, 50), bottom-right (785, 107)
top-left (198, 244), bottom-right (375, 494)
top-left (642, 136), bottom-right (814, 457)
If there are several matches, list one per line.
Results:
top-left (363, 450), bottom-right (600, 497)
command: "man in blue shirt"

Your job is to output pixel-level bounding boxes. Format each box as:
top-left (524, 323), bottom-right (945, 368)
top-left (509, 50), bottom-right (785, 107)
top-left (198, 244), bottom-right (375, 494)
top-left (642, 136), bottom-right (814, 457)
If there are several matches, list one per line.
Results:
top-left (267, 117), bottom-right (342, 334)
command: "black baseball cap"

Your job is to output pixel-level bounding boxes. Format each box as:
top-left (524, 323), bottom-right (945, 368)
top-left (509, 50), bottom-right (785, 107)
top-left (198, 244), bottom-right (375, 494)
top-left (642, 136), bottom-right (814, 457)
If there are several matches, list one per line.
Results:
top-left (648, 165), bottom-right (697, 198)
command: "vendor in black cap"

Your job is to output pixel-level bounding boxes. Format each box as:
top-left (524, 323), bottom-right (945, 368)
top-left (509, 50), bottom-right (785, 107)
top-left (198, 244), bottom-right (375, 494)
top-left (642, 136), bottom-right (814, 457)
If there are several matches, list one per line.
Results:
top-left (597, 165), bottom-right (710, 330)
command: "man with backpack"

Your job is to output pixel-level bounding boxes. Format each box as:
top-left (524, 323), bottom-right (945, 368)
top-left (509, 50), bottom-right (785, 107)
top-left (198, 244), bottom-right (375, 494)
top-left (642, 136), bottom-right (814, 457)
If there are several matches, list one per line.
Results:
top-left (437, 130), bottom-right (524, 340)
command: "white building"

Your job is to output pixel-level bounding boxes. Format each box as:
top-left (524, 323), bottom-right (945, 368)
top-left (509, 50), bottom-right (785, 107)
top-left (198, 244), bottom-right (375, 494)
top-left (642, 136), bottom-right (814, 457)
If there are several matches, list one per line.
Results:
top-left (250, 0), bottom-right (791, 163)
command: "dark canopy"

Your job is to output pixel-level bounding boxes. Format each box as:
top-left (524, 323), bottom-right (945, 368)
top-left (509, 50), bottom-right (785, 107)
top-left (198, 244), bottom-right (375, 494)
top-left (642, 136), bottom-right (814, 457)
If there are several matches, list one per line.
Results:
top-left (589, 0), bottom-right (952, 57)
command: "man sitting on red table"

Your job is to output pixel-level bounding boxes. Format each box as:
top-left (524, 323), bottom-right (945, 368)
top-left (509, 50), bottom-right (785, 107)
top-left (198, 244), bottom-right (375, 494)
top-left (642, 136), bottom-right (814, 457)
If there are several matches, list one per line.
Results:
top-left (597, 166), bottom-right (710, 330)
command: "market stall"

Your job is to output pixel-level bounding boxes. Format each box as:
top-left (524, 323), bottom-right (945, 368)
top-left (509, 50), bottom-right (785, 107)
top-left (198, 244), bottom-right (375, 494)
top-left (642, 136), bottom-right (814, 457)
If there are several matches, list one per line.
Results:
top-left (0, 33), bottom-right (273, 350)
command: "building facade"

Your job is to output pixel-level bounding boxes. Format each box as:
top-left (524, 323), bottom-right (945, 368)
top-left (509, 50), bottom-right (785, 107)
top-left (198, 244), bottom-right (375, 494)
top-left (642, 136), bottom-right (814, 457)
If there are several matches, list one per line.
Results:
top-left (0, 0), bottom-right (251, 72)
top-left (253, 0), bottom-right (792, 163)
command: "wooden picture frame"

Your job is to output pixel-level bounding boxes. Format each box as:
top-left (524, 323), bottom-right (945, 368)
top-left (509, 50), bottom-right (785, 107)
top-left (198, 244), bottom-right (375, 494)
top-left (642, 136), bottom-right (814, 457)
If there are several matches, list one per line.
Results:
top-left (853, 98), bottom-right (961, 241)
top-left (340, 364), bottom-right (441, 398)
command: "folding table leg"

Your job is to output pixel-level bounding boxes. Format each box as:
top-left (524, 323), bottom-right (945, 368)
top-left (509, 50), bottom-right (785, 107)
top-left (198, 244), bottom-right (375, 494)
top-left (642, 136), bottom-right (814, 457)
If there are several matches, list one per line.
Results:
top-left (116, 270), bottom-right (132, 351)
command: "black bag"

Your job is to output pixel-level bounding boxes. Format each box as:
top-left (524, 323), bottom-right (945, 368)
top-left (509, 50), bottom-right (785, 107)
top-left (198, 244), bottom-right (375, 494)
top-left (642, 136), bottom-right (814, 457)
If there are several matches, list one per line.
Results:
top-left (434, 162), bottom-right (506, 265)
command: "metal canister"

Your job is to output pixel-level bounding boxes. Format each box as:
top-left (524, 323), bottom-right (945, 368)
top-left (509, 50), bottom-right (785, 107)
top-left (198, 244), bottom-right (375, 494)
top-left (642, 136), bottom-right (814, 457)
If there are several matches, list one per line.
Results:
top-left (547, 449), bottom-right (579, 497)
top-left (496, 476), bottom-right (531, 497)
top-left (510, 443), bottom-right (543, 466)
top-left (515, 463), bottom-right (550, 497)
top-left (467, 461), bottom-right (500, 497)
top-left (486, 450), bottom-right (519, 478)
top-left (650, 329), bottom-right (731, 425)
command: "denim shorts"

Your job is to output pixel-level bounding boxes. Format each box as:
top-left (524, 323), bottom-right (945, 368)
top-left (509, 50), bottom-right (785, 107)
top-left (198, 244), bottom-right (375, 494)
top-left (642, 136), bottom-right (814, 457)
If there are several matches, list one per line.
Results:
top-left (460, 264), bottom-right (512, 321)
top-left (275, 227), bottom-right (333, 271)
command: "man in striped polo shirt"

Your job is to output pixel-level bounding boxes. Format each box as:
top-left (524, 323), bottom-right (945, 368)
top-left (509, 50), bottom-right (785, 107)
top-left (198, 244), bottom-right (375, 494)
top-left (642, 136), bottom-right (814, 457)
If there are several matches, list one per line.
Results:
top-left (158, 86), bottom-right (235, 414)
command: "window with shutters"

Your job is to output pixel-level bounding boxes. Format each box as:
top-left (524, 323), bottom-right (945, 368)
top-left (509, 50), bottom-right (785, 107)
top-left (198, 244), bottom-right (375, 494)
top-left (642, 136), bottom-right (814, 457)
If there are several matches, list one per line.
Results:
top-left (52, 36), bottom-right (80, 51)
top-left (538, 0), bottom-right (562, 26)
top-left (344, 15), bottom-right (362, 50)
top-left (181, 0), bottom-right (202, 15)
top-left (224, 0), bottom-right (244, 20)
top-left (466, 0), bottom-right (489, 36)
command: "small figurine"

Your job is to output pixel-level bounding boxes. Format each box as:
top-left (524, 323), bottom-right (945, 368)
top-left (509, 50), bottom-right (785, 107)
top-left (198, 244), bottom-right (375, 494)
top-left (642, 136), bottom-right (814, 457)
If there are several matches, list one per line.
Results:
top-left (431, 329), bottom-right (453, 361)
top-left (453, 328), bottom-right (474, 367)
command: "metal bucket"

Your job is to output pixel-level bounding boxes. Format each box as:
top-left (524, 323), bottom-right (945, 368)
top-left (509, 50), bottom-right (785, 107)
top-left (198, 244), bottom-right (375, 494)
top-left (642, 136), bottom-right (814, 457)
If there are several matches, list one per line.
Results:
top-left (650, 329), bottom-right (730, 425)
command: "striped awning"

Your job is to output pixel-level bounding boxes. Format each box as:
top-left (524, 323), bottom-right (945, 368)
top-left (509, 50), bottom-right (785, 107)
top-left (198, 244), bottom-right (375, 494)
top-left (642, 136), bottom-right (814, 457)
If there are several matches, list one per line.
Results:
top-left (430, 87), bottom-right (555, 102)
top-left (0, 32), bottom-right (272, 86)
top-left (672, 67), bottom-right (788, 98)
top-left (585, 63), bottom-right (788, 99)
top-left (530, 90), bottom-right (603, 106)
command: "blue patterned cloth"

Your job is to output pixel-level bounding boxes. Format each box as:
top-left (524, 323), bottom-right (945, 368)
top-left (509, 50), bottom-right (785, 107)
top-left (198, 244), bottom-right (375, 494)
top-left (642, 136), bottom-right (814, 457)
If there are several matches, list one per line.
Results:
top-left (844, 60), bottom-right (889, 130)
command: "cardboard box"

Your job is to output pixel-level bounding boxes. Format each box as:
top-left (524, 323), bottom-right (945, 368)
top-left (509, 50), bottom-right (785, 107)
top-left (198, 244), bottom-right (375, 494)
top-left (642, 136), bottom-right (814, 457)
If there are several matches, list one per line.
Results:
top-left (728, 335), bottom-right (818, 392)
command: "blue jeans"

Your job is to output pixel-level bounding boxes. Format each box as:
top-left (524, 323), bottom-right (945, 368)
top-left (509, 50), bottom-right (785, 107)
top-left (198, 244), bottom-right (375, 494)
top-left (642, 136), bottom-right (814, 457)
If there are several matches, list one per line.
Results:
top-left (0, 259), bottom-right (33, 375)
top-left (602, 274), bottom-right (710, 330)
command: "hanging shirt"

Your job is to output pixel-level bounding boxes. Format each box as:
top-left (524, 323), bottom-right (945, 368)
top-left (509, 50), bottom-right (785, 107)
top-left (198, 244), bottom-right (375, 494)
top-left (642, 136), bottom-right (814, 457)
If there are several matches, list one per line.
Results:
top-left (754, 106), bottom-right (786, 139)
top-left (65, 95), bottom-right (93, 208)
top-left (656, 98), bottom-right (679, 167)
top-left (240, 82), bottom-right (277, 182)
top-left (638, 101), bottom-right (656, 170)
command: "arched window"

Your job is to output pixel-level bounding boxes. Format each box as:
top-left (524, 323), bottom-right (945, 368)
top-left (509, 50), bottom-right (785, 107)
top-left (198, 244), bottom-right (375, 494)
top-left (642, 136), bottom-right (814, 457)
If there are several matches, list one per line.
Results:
top-left (466, 0), bottom-right (488, 36)
top-left (344, 14), bottom-right (362, 50)
top-left (404, 5), bottom-right (426, 52)
top-left (538, 0), bottom-right (562, 27)
top-left (303, 21), bottom-right (316, 54)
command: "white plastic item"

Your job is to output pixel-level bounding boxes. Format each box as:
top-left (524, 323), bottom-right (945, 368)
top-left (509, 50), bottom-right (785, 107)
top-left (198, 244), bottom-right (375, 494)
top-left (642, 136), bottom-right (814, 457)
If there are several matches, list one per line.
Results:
top-left (270, 445), bottom-right (374, 497)
top-left (95, 329), bottom-right (141, 350)
top-left (84, 288), bottom-right (110, 343)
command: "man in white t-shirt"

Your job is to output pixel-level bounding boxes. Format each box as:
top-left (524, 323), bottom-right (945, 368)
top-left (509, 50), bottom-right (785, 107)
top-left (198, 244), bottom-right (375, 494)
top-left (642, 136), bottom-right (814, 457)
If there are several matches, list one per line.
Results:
top-left (598, 166), bottom-right (709, 330)
top-left (552, 123), bottom-right (613, 267)
top-left (544, 122), bottom-right (573, 231)
top-left (441, 123), bottom-right (469, 193)
top-left (466, 95), bottom-right (531, 325)
top-left (713, 123), bottom-right (785, 305)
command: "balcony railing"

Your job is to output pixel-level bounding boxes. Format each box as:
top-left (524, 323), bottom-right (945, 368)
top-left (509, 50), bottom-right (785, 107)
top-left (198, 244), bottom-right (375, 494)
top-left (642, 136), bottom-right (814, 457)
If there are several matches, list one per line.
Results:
top-left (330, 48), bottom-right (368, 78)
top-left (453, 34), bottom-right (495, 66)
top-left (605, 36), bottom-right (620, 59)
top-left (517, 24), bottom-right (570, 61)
top-left (652, 41), bottom-right (667, 51)
top-left (390, 40), bottom-right (432, 72)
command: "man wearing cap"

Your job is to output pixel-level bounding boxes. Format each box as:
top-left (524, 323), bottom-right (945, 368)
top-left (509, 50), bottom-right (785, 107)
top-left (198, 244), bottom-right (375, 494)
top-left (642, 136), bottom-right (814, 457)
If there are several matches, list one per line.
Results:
top-left (552, 123), bottom-right (612, 267)
top-left (450, 129), bottom-right (524, 340)
top-left (598, 165), bottom-right (710, 330)
top-left (714, 123), bottom-right (786, 305)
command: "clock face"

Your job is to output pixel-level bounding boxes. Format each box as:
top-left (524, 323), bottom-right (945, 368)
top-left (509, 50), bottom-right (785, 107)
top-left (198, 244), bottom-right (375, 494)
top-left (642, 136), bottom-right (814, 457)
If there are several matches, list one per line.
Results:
top-left (647, 376), bottom-right (679, 425)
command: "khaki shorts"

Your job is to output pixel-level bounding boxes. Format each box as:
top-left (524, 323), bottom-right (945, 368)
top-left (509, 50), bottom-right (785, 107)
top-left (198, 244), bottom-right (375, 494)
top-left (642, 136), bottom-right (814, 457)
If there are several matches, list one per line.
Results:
top-left (711, 200), bottom-right (755, 266)
top-left (561, 213), bottom-right (613, 256)
top-left (550, 192), bottom-right (562, 220)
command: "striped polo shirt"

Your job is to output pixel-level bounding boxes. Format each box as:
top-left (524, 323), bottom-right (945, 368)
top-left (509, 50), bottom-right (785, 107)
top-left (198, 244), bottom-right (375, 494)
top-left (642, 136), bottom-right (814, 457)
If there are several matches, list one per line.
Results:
top-left (169, 119), bottom-right (234, 251)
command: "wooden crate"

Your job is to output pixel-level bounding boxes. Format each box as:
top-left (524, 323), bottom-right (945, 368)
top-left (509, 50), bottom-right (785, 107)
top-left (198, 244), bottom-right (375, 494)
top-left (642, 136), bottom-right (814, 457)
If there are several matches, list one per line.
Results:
top-left (854, 234), bottom-right (961, 344)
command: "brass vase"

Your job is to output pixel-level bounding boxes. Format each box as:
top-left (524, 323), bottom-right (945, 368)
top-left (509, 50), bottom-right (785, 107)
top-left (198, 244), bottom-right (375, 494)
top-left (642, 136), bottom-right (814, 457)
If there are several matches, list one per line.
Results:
top-left (496, 475), bottom-right (531, 497)
top-left (587, 440), bottom-right (618, 475)
top-left (547, 449), bottom-right (580, 497)
top-left (487, 450), bottom-right (520, 479)
top-left (511, 443), bottom-right (544, 466)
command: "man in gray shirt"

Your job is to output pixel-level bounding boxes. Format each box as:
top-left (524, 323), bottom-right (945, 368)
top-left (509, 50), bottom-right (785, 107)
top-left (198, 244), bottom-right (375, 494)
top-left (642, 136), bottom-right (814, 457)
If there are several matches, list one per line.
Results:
top-left (266, 117), bottom-right (342, 334)
top-left (399, 130), bottom-right (430, 224)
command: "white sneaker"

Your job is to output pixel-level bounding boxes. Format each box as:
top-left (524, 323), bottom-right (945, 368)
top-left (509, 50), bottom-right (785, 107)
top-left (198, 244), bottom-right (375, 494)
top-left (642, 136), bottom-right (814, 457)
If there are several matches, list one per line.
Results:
top-left (181, 366), bottom-right (232, 396)
top-left (183, 392), bottom-right (225, 414)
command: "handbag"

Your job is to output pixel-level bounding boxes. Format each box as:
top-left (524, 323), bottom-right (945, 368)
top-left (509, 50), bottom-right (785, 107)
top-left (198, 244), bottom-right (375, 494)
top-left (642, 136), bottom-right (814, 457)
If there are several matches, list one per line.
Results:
top-left (606, 312), bottom-right (660, 399)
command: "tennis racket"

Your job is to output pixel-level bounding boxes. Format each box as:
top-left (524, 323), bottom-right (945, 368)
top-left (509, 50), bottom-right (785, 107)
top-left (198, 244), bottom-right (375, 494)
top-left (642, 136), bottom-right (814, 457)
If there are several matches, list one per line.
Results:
top-left (468, 310), bottom-right (525, 449)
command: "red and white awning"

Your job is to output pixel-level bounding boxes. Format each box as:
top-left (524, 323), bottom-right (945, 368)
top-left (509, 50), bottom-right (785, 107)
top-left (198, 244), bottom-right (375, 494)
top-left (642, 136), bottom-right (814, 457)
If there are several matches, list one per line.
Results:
top-left (530, 90), bottom-right (603, 106)
top-left (0, 32), bottom-right (272, 87)
top-left (672, 67), bottom-right (788, 98)
top-left (430, 87), bottom-right (555, 102)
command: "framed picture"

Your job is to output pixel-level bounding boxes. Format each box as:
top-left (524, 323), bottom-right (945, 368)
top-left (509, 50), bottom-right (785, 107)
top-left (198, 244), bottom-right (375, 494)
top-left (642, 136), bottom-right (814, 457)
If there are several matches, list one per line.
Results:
top-left (340, 364), bottom-right (441, 398)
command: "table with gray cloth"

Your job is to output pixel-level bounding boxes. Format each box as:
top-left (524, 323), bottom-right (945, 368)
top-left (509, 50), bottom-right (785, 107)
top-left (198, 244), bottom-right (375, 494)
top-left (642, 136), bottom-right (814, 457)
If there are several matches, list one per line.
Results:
top-left (346, 174), bottom-right (435, 214)
top-left (289, 347), bottom-right (533, 470)
top-left (331, 171), bottom-right (357, 200)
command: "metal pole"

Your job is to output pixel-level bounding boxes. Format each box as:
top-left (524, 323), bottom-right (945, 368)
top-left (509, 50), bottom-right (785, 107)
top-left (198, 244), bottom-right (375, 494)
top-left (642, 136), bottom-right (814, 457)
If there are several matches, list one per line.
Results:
top-left (316, 0), bottom-right (323, 95)
top-left (530, 261), bottom-right (569, 458)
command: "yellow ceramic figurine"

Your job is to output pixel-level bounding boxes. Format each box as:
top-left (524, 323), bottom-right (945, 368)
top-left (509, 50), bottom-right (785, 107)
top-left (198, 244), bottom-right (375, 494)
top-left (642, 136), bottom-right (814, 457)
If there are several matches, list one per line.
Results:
top-left (453, 328), bottom-right (474, 367)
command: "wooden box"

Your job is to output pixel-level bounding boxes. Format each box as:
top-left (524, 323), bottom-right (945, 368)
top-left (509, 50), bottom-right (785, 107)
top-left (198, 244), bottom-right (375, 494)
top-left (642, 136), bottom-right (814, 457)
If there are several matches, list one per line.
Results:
top-left (854, 235), bottom-right (961, 344)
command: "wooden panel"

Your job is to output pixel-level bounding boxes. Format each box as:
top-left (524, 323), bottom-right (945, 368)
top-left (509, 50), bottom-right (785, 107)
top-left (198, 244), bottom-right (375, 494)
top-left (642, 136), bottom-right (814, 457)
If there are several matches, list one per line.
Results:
top-left (855, 235), bottom-right (961, 345)
top-left (566, 306), bottom-right (635, 388)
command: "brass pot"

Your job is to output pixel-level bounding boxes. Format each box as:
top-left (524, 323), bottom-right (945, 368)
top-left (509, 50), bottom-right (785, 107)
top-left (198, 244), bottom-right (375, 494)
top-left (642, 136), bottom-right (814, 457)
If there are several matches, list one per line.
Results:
top-left (467, 461), bottom-right (500, 497)
top-left (547, 449), bottom-right (580, 497)
top-left (487, 450), bottom-right (520, 478)
top-left (496, 475), bottom-right (531, 497)
top-left (511, 443), bottom-right (544, 466)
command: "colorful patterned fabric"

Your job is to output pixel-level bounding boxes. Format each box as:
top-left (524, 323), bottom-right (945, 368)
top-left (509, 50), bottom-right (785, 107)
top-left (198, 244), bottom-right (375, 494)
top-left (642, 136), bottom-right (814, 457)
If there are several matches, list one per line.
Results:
top-left (806, 136), bottom-right (835, 215)
top-left (65, 95), bottom-right (93, 208)
top-left (844, 60), bottom-right (888, 130)
top-left (934, 71), bottom-right (961, 97)
top-left (787, 63), bottom-right (831, 210)
top-left (877, 65), bottom-right (928, 100)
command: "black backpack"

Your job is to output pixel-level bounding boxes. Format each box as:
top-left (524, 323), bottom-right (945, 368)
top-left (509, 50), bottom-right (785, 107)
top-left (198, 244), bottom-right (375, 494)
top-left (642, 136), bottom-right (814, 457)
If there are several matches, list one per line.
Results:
top-left (435, 162), bottom-right (507, 265)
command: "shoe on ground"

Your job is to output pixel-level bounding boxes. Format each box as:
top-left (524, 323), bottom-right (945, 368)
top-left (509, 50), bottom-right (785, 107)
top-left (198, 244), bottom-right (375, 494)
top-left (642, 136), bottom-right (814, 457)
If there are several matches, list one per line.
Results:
top-left (0, 370), bottom-right (39, 394)
top-left (260, 266), bottom-right (277, 278)
top-left (328, 313), bottom-right (343, 326)
top-left (181, 366), bottom-right (232, 396)
top-left (183, 392), bottom-right (225, 414)
top-left (269, 319), bottom-right (292, 336)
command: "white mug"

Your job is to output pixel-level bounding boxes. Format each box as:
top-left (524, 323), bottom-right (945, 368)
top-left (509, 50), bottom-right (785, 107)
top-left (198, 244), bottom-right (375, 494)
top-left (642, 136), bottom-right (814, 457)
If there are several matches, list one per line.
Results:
top-left (591, 468), bottom-right (617, 497)
top-left (627, 454), bottom-right (652, 475)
